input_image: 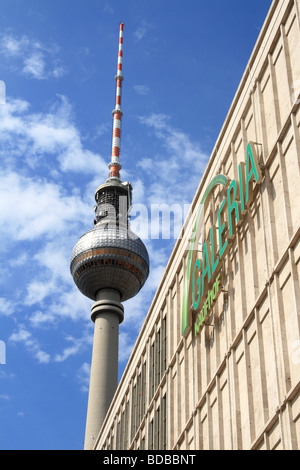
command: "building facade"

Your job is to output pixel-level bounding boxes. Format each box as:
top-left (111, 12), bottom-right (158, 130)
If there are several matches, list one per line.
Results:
top-left (94, 0), bottom-right (300, 450)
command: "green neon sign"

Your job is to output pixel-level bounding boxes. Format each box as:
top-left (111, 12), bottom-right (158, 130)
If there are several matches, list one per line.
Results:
top-left (181, 142), bottom-right (262, 337)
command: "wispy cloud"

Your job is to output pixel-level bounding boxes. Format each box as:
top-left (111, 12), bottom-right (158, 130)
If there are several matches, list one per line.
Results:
top-left (9, 325), bottom-right (50, 364)
top-left (134, 84), bottom-right (150, 96)
top-left (0, 80), bottom-right (6, 104)
top-left (134, 25), bottom-right (147, 41)
top-left (0, 33), bottom-right (66, 80)
top-left (0, 95), bottom-right (107, 174)
top-left (0, 297), bottom-right (15, 316)
top-left (0, 394), bottom-right (10, 401)
top-left (0, 34), bottom-right (29, 56)
top-left (54, 331), bottom-right (92, 363)
top-left (103, 2), bottom-right (114, 15)
top-left (76, 362), bottom-right (91, 392)
top-left (22, 51), bottom-right (46, 79)
top-left (0, 170), bottom-right (90, 242)
top-left (138, 113), bottom-right (208, 205)
top-left (133, 20), bottom-right (151, 41)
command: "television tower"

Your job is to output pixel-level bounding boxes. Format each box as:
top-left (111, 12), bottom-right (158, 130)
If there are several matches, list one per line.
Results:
top-left (70, 23), bottom-right (150, 450)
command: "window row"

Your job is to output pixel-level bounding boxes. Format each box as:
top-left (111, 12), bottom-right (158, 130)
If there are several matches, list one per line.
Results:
top-left (107, 316), bottom-right (167, 450)
top-left (73, 256), bottom-right (145, 282)
top-left (74, 248), bottom-right (144, 266)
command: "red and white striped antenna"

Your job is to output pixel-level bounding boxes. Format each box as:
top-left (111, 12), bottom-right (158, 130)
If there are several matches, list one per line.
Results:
top-left (108, 22), bottom-right (124, 180)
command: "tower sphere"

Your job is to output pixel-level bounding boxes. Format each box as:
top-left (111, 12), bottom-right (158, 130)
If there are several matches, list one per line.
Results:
top-left (70, 222), bottom-right (149, 303)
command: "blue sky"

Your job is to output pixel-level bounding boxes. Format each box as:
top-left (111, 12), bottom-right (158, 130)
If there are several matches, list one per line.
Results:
top-left (0, 0), bottom-right (272, 450)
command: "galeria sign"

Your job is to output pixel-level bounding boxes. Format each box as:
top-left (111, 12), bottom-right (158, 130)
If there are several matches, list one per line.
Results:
top-left (181, 142), bottom-right (262, 337)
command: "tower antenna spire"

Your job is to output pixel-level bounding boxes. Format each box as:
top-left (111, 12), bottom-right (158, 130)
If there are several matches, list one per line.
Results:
top-left (108, 22), bottom-right (124, 180)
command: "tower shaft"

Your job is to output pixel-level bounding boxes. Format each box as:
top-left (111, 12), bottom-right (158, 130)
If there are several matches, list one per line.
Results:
top-left (84, 290), bottom-right (123, 450)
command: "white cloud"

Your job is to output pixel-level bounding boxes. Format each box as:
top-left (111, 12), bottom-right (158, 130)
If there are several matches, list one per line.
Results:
top-left (55, 335), bottom-right (83, 362)
top-left (21, 233), bottom-right (93, 322)
top-left (0, 95), bottom-right (107, 175)
top-left (47, 288), bottom-right (92, 322)
top-left (0, 97), bottom-right (29, 141)
top-left (134, 85), bottom-right (150, 96)
top-left (0, 298), bottom-right (15, 316)
top-left (25, 275), bottom-right (91, 325)
top-left (55, 329), bottom-right (93, 363)
top-left (33, 240), bottom-right (74, 284)
top-left (0, 33), bottom-right (66, 80)
top-left (119, 331), bottom-right (137, 363)
top-left (9, 325), bottom-right (50, 364)
top-left (28, 310), bottom-right (56, 328)
top-left (140, 113), bottom-right (169, 130)
top-left (52, 66), bottom-right (66, 79)
top-left (103, 2), bottom-right (114, 14)
top-left (0, 80), bottom-right (6, 104)
top-left (138, 113), bottom-right (208, 205)
top-left (0, 170), bottom-right (90, 242)
top-left (9, 326), bottom-right (32, 343)
top-left (76, 362), bottom-right (91, 392)
top-left (0, 394), bottom-right (10, 401)
top-left (134, 24), bottom-right (147, 41)
top-left (0, 35), bottom-right (29, 56)
top-left (9, 253), bottom-right (28, 267)
top-left (35, 350), bottom-right (51, 364)
top-left (22, 51), bottom-right (45, 79)
top-left (25, 280), bottom-right (56, 307)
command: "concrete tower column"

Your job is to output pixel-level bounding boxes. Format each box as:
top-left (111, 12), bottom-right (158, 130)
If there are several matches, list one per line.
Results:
top-left (84, 289), bottom-right (124, 450)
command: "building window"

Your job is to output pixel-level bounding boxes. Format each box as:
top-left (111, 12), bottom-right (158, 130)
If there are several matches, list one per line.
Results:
top-left (116, 418), bottom-right (121, 450)
top-left (120, 410), bottom-right (124, 450)
top-left (142, 361), bottom-right (146, 417)
top-left (137, 372), bottom-right (142, 425)
top-left (147, 396), bottom-right (167, 450)
top-left (162, 394), bottom-right (167, 450)
top-left (149, 317), bottom-right (167, 402)
top-left (124, 400), bottom-right (129, 449)
top-left (155, 330), bottom-right (161, 391)
top-left (119, 402), bottom-right (130, 450)
top-left (154, 406), bottom-right (160, 450)
top-left (131, 383), bottom-right (137, 441)
top-left (150, 342), bottom-right (155, 400)
top-left (130, 361), bottom-right (147, 444)
top-left (126, 319), bottom-right (168, 450)
top-left (148, 418), bottom-right (154, 450)
top-left (162, 316), bottom-right (167, 372)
